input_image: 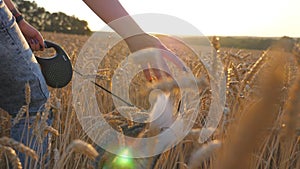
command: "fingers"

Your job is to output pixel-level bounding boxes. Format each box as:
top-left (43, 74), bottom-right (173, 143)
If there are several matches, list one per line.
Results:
top-left (152, 68), bottom-right (163, 80)
top-left (28, 39), bottom-right (39, 51)
top-left (142, 59), bottom-right (171, 82)
top-left (142, 63), bottom-right (153, 82)
top-left (161, 50), bottom-right (187, 72)
top-left (141, 50), bottom-right (184, 82)
top-left (159, 60), bottom-right (172, 78)
top-left (25, 30), bottom-right (44, 51)
top-left (36, 32), bottom-right (45, 50)
top-left (156, 42), bottom-right (187, 71)
top-left (131, 34), bottom-right (187, 82)
top-left (143, 69), bottom-right (153, 82)
top-left (153, 56), bottom-right (172, 79)
top-left (28, 38), bottom-right (44, 51)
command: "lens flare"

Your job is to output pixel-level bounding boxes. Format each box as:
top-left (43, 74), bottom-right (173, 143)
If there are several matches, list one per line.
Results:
top-left (103, 148), bottom-right (135, 169)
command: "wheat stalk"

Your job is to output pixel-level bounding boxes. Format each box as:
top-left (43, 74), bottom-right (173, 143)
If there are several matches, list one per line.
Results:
top-left (12, 105), bottom-right (28, 126)
top-left (188, 140), bottom-right (221, 169)
top-left (0, 137), bottom-right (38, 160)
top-left (54, 139), bottom-right (99, 168)
top-left (25, 82), bottom-right (31, 105)
top-left (0, 145), bottom-right (22, 169)
top-left (44, 126), bottom-right (59, 136)
top-left (0, 108), bottom-right (11, 137)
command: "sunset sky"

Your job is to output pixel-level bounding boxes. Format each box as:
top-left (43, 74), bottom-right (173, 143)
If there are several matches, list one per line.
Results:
top-left (31, 0), bottom-right (299, 37)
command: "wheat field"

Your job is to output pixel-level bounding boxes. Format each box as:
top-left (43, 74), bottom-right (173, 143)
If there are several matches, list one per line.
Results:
top-left (0, 32), bottom-right (299, 169)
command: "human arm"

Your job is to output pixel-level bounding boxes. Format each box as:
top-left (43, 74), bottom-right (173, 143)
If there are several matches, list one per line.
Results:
top-left (3, 0), bottom-right (45, 51)
top-left (83, 0), bottom-right (186, 81)
top-left (82, 0), bottom-right (158, 51)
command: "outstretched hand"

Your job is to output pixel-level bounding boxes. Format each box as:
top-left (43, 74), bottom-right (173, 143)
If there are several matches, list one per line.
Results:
top-left (18, 20), bottom-right (45, 51)
top-left (125, 33), bottom-right (186, 82)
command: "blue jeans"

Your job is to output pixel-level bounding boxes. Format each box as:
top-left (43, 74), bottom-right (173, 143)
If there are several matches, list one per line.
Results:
top-left (0, 0), bottom-right (49, 116)
top-left (0, 1), bottom-right (51, 167)
top-left (10, 116), bottom-right (53, 168)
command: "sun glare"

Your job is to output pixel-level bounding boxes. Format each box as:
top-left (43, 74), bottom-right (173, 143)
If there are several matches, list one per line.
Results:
top-left (31, 0), bottom-right (299, 40)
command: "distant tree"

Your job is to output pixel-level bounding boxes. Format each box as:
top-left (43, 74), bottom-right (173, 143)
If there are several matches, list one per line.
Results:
top-left (13, 0), bottom-right (91, 35)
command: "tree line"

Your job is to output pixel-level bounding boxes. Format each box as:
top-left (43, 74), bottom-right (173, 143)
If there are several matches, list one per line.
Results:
top-left (183, 36), bottom-right (298, 50)
top-left (14, 0), bottom-right (92, 35)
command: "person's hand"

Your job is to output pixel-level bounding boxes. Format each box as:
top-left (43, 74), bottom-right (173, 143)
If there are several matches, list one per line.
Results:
top-left (125, 33), bottom-right (186, 82)
top-left (18, 20), bottom-right (45, 51)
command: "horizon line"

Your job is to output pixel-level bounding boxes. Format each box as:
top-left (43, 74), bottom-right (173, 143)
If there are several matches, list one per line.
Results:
top-left (90, 31), bottom-right (300, 39)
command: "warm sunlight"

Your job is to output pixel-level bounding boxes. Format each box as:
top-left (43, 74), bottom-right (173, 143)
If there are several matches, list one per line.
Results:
top-left (31, 0), bottom-right (299, 37)
top-left (2, 1), bottom-right (300, 169)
